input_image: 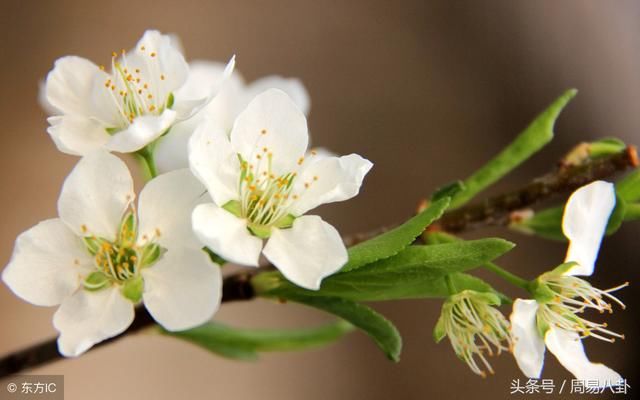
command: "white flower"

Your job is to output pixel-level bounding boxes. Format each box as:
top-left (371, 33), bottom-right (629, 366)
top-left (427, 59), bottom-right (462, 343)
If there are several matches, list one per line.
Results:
top-left (154, 61), bottom-right (310, 173)
top-left (44, 30), bottom-right (234, 155)
top-left (510, 181), bottom-right (626, 386)
top-left (189, 89), bottom-right (372, 290)
top-left (2, 151), bottom-right (221, 356)
top-left (434, 290), bottom-right (512, 377)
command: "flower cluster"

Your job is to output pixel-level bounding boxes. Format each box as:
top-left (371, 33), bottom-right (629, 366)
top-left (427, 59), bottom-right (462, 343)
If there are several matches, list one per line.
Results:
top-left (3, 30), bottom-right (372, 356)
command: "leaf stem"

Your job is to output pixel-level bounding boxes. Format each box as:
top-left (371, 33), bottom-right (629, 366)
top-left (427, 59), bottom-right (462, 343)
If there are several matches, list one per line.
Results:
top-left (483, 262), bottom-right (530, 291)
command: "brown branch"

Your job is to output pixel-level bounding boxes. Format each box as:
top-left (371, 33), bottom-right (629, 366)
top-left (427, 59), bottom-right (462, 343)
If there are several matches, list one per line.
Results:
top-left (1, 146), bottom-right (636, 377)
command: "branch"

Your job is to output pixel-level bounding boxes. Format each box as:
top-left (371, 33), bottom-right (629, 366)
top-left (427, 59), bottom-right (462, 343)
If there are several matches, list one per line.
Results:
top-left (1, 146), bottom-right (636, 377)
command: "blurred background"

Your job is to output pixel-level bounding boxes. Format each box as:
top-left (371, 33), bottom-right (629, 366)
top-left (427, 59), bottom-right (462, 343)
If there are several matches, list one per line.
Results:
top-left (1, 1), bottom-right (638, 399)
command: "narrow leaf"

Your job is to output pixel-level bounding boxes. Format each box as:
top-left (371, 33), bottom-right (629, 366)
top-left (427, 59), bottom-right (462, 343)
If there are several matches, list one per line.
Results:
top-left (273, 293), bottom-right (402, 361)
top-left (161, 320), bottom-right (354, 361)
top-left (341, 197), bottom-right (450, 272)
top-left (450, 89), bottom-right (577, 208)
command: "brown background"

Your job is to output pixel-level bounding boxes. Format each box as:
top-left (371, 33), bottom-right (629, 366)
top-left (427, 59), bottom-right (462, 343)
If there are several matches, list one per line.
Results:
top-left (0, 1), bottom-right (638, 399)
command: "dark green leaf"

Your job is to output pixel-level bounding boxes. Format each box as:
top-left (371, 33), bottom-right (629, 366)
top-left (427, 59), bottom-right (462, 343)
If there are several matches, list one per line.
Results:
top-left (341, 197), bottom-right (450, 272)
top-left (161, 320), bottom-right (354, 361)
top-left (450, 89), bottom-right (577, 208)
top-left (272, 293), bottom-right (402, 361)
top-left (617, 170), bottom-right (640, 203)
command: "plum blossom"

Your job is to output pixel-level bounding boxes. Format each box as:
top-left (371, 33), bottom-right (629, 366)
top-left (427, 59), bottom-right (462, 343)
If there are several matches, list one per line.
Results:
top-left (154, 61), bottom-right (310, 172)
top-left (44, 30), bottom-right (233, 155)
top-left (510, 181), bottom-right (626, 387)
top-left (2, 151), bottom-right (221, 356)
top-left (189, 89), bottom-right (372, 290)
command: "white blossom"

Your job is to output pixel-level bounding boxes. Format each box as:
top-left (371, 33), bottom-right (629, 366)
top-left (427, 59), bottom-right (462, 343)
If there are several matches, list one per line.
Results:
top-left (2, 151), bottom-right (221, 356)
top-left (154, 61), bottom-right (310, 173)
top-left (44, 30), bottom-right (233, 155)
top-left (510, 181), bottom-right (625, 386)
top-left (189, 89), bottom-right (372, 290)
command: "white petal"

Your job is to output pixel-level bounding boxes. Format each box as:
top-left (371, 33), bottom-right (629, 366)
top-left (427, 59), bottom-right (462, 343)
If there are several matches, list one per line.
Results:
top-left (137, 169), bottom-right (206, 249)
top-left (172, 56), bottom-right (236, 121)
top-left (174, 60), bottom-right (238, 106)
top-left (58, 151), bottom-right (135, 239)
top-left (188, 118), bottom-right (240, 207)
top-left (45, 56), bottom-right (102, 116)
top-left (142, 247), bottom-right (221, 331)
top-left (192, 203), bottom-right (262, 266)
top-left (545, 327), bottom-right (622, 387)
top-left (562, 181), bottom-right (616, 276)
top-left (509, 299), bottom-right (546, 378)
top-left (154, 117), bottom-right (196, 173)
top-left (263, 215), bottom-right (347, 290)
top-left (47, 115), bottom-right (110, 156)
top-left (2, 219), bottom-right (91, 306)
top-left (53, 286), bottom-right (134, 357)
top-left (131, 30), bottom-right (188, 94)
top-left (245, 76), bottom-right (310, 116)
top-left (230, 88), bottom-right (308, 175)
top-left (105, 109), bottom-right (177, 153)
top-left (39, 79), bottom-right (61, 115)
top-left (289, 154), bottom-right (373, 216)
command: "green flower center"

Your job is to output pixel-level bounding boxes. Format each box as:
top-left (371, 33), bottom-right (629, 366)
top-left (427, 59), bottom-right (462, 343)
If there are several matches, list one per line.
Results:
top-left (81, 209), bottom-right (163, 302)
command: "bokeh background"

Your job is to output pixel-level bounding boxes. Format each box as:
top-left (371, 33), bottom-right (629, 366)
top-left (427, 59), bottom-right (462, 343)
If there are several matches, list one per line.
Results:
top-left (1, 1), bottom-right (638, 399)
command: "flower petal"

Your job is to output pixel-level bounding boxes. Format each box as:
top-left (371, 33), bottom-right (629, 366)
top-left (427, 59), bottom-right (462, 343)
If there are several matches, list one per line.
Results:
top-left (289, 154), bottom-right (373, 216)
top-left (2, 219), bottom-right (92, 306)
top-left (192, 203), bottom-right (263, 266)
top-left (142, 247), bottom-right (221, 331)
top-left (510, 299), bottom-right (546, 378)
top-left (562, 181), bottom-right (616, 276)
top-left (47, 115), bottom-right (110, 156)
top-left (58, 151), bottom-right (135, 239)
top-left (230, 88), bottom-right (308, 175)
top-left (53, 286), bottom-right (134, 357)
top-left (154, 118), bottom-right (196, 173)
top-left (545, 327), bottom-right (622, 387)
top-left (188, 118), bottom-right (240, 207)
top-left (45, 56), bottom-right (102, 116)
top-left (130, 30), bottom-right (189, 95)
top-left (137, 169), bottom-right (206, 249)
top-left (105, 109), bottom-right (177, 153)
top-left (263, 215), bottom-right (347, 290)
top-left (244, 76), bottom-right (310, 116)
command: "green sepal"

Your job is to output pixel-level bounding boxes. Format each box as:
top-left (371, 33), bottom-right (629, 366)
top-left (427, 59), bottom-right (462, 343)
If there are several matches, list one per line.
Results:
top-left (204, 248), bottom-right (226, 266)
top-left (82, 236), bottom-right (108, 256)
top-left (247, 223), bottom-right (272, 239)
top-left (117, 210), bottom-right (137, 247)
top-left (83, 271), bottom-right (111, 291)
top-left (139, 243), bottom-right (163, 268)
top-left (121, 275), bottom-right (144, 303)
top-left (273, 214), bottom-right (296, 229)
top-left (433, 313), bottom-right (446, 343)
top-left (105, 127), bottom-right (120, 135)
top-left (535, 312), bottom-right (551, 338)
top-left (166, 92), bottom-right (175, 109)
top-left (222, 200), bottom-right (243, 218)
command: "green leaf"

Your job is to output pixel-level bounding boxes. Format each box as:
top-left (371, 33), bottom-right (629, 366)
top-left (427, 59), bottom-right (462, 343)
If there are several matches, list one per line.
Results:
top-left (625, 203), bottom-right (640, 221)
top-left (340, 197), bottom-right (451, 272)
top-left (262, 239), bottom-right (513, 302)
top-left (162, 320), bottom-right (355, 361)
top-left (272, 293), bottom-right (402, 361)
top-left (511, 206), bottom-right (565, 241)
top-left (430, 181), bottom-right (466, 202)
top-left (450, 89), bottom-right (577, 208)
top-left (511, 193), bottom-right (628, 239)
top-left (588, 137), bottom-right (626, 159)
top-left (617, 170), bottom-right (640, 203)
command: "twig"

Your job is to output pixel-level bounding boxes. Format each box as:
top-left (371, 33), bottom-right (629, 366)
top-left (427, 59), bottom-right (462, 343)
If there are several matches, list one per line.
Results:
top-left (0, 146), bottom-right (636, 377)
